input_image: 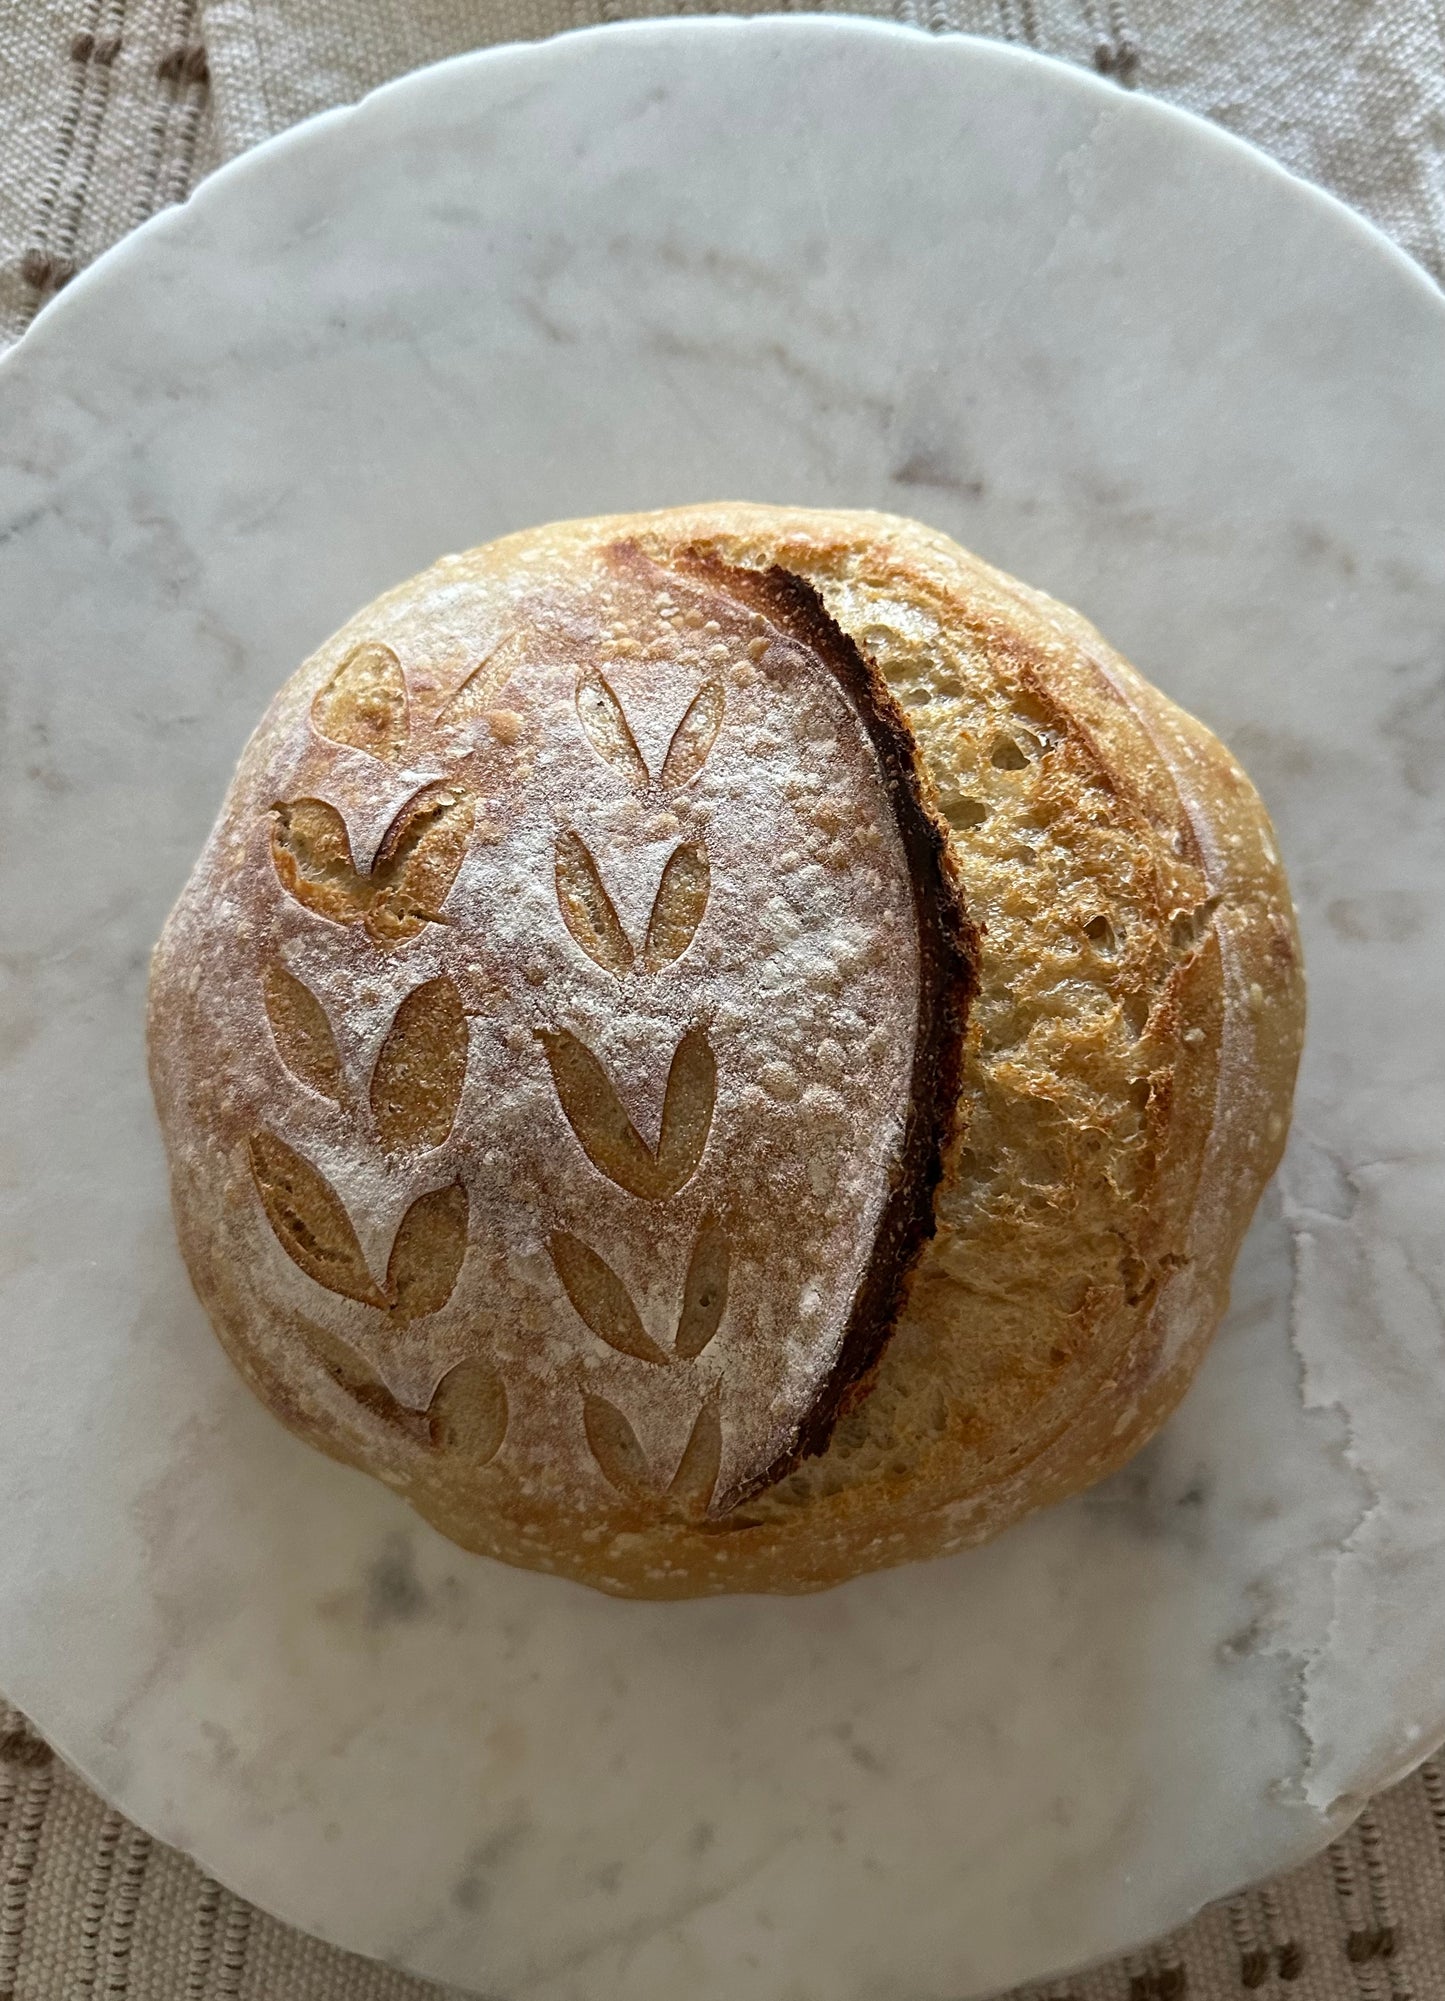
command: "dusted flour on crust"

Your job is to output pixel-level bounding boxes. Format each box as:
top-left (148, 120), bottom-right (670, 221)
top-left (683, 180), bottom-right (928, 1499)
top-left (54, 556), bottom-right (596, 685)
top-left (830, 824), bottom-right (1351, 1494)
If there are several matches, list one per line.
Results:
top-left (148, 505), bottom-right (1304, 1597)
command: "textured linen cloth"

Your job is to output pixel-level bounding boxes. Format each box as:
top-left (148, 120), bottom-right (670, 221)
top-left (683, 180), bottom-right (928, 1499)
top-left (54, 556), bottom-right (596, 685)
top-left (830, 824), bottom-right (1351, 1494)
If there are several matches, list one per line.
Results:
top-left (0, 2), bottom-right (1443, 1995)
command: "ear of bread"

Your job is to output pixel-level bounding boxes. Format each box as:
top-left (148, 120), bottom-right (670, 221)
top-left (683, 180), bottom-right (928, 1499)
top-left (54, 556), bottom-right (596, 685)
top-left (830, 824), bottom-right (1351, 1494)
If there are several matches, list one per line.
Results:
top-left (148, 504), bottom-right (1303, 1597)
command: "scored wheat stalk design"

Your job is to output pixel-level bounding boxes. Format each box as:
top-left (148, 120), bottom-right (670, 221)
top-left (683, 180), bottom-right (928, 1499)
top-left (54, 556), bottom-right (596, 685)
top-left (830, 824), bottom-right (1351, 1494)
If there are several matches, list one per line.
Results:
top-left (249, 642), bottom-right (498, 1459)
top-left (546, 665), bottom-right (728, 1515)
top-left (247, 638), bottom-right (731, 1514)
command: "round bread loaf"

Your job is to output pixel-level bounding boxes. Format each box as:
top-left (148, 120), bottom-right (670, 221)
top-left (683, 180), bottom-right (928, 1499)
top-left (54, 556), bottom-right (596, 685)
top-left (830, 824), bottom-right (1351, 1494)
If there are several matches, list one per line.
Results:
top-left (148, 505), bottom-right (1304, 1597)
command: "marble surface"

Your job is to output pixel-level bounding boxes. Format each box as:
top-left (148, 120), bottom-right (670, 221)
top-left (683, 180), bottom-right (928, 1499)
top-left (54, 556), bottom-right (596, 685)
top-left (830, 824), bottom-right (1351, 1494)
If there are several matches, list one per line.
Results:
top-left (1, 18), bottom-right (1443, 2000)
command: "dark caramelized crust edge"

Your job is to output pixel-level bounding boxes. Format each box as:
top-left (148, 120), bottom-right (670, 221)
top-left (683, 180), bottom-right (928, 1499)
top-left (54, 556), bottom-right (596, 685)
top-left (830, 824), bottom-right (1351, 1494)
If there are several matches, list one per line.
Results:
top-left (671, 552), bottom-right (980, 1503)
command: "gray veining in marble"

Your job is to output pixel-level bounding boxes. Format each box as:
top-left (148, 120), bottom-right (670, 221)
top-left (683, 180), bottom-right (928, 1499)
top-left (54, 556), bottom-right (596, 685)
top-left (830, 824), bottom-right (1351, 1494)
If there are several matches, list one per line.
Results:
top-left (1, 19), bottom-right (1443, 2000)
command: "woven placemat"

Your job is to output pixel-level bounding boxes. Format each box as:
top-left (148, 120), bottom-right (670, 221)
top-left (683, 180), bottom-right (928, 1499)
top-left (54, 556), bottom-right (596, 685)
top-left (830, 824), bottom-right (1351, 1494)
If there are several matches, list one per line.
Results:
top-left (2, 2), bottom-right (1443, 1995)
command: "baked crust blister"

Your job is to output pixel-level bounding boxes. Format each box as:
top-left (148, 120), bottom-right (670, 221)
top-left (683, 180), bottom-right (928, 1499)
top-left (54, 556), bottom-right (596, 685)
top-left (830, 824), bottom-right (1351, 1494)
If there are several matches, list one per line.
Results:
top-left (148, 505), bottom-right (1304, 1597)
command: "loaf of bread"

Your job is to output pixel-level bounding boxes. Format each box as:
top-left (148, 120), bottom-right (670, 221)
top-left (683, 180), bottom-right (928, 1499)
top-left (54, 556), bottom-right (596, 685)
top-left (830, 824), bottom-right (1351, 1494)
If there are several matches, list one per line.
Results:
top-left (148, 505), bottom-right (1303, 1597)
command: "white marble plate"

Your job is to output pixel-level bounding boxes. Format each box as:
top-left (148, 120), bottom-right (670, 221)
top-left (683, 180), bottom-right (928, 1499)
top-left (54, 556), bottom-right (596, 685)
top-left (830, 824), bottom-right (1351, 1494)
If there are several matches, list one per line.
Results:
top-left (2, 18), bottom-right (1443, 2000)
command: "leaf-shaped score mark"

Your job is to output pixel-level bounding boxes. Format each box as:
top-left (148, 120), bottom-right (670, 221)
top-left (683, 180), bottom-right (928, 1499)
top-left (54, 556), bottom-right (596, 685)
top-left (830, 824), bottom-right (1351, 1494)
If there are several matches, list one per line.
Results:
top-left (262, 962), bottom-right (346, 1102)
top-left (555, 830), bottom-right (633, 976)
top-left (666, 1400), bottom-right (722, 1516)
top-left (270, 797), bottom-right (352, 913)
top-left (370, 977), bottom-right (469, 1151)
top-left (548, 1231), bottom-right (668, 1365)
top-left (427, 1356), bottom-right (508, 1464)
top-left (539, 1026), bottom-right (715, 1200)
top-left (438, 631), bottom-right (530, 727)
top-left (641, 842), bottom-right (710, 971)
top-left (386, 1182), bottom-right (469, 1323)
top-left (270, 783), bottom-right (474, 945)
top-left (311, 641), bottom-right (410, 762)
top-left (660, 679), bottom-right (725, 790)
top-left (582, 1395), bottom-right (652, 1498)
top-left (248, 1131), bottom-right (386, 1306)
top-left (582, 1395), bottom-right (721, 1516)
top-left (576, 670), bottom-right (649, 788)
top-left (675, 1218), bottom-right (729, 1360)
top-left (371, 786), bottom-right (474, 943)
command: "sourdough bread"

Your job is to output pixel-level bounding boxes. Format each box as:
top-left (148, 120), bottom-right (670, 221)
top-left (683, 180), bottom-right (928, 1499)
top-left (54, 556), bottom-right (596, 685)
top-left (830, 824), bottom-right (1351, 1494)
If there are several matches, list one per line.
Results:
top-left (148, 506), bottom-right (1304, 1596)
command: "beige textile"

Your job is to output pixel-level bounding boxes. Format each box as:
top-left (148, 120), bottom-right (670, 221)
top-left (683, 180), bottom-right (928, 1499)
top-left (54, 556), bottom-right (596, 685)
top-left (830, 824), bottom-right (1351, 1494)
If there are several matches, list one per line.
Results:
top-left (1, 0), bottom-right (1443, 1994)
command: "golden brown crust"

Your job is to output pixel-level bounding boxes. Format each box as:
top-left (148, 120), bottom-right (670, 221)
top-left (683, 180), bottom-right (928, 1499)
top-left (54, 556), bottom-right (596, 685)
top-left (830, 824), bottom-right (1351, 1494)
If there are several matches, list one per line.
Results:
top-left (148, 504), bottom-right (1304, 1596)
